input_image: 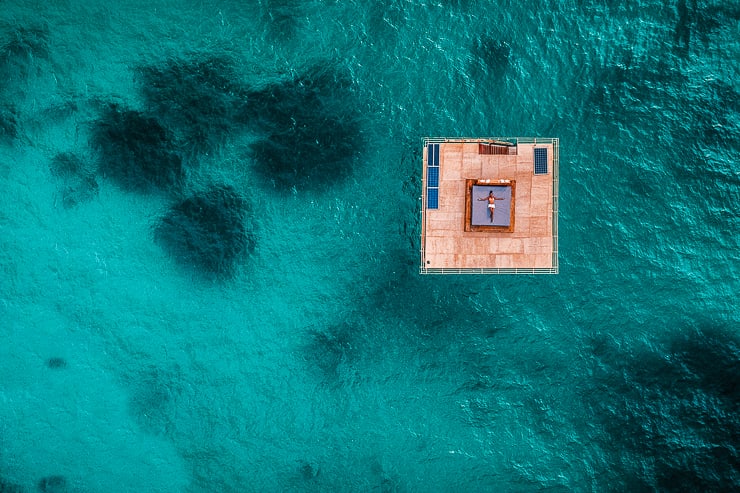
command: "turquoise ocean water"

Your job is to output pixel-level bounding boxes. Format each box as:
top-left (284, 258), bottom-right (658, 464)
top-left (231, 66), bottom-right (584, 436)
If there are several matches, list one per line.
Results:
top-left (0, 0), bottom-right (738, 491)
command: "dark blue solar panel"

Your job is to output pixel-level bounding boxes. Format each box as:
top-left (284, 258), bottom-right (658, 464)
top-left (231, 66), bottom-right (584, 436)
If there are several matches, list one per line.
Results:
top-left (427, 166), bottom-right (439, 187)
top-left (427, 143), bottom-right (440, 166)
top-left (427, 188), bottom-right (439, 209)
top-left (534, 148), bottom-right (548, 174)
top-left (426, 143), bottom-right (441, 209)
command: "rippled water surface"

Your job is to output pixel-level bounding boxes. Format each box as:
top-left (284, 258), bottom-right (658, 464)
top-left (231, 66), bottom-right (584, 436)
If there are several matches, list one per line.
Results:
top-left (1, 1), bottom-right (738, 491)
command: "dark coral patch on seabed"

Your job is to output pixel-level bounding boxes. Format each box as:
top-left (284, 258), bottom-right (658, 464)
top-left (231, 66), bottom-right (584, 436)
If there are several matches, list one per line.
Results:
top-left (244, 64), bottom-right (365, 190)
top-left (49, 152), bottom-right (99, 208)
top-left (0, 477), bottom-right (24, 493)
top-left (90, 104), bottom-right (184, 193)
top-left (1, 26), bottom-right (50, 61)
top-left (37, 475), bottom-right (68, 493)
top-left (471, 34), bottom-right (512, 74)
top-left (248, 115), bottom-right (361, 189)
top-left (302, 324), bottom-right (357, 382)
top-left (154, 184), bottom-right (255, 279)
top-left (583, 325), bottom-right (740, 491)
top-left (0, 105), bottom-right (20, 144)
top-left (125, 363), bottom-right (183, 436)
top-left (45, 357), bottom-right (68, 369)
top-left (0, 25), bottom-right (50, 85)
top-left (49, 152), bottom-right (86, 178)
top-left (137, 54), bottom-right (250, 155)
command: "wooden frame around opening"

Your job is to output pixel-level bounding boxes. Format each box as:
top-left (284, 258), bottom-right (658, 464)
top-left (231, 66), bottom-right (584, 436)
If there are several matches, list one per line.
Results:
top-left (464, 179), bottom-right (516, 232)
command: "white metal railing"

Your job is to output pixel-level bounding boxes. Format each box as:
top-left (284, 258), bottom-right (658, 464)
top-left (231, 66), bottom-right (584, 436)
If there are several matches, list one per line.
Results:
top-left (424, 137), bottom-right (557, 145)
top-left (419, 137), bottom-right (560, 275)
top-left (420, 267), bottom-right (559, 275)
top-left (551, 138), bottom-right (559, 273)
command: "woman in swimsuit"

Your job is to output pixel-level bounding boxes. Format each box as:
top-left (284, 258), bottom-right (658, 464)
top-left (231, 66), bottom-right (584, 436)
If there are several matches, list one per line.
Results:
top-left (478, 190), bottom-right (504, 223)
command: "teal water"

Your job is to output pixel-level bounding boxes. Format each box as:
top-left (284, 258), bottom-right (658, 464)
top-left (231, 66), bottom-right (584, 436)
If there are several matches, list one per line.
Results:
top-left (1, 0), bottom-right (738, 491)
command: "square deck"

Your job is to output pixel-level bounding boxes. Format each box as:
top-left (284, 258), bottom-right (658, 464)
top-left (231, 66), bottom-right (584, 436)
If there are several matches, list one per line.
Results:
top-left (420, 138), bottom-right (559, 274)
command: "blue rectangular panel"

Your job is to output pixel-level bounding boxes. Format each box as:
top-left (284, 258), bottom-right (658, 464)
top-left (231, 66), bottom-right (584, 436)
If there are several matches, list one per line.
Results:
top-left (427, 166), bottom-right (439, 187)
top-left (427, 188), bottom-right (439, 209)
top-left (426, 143), bottom-right (440, 166)
top-left (534, 147), bottom-right (548, 174)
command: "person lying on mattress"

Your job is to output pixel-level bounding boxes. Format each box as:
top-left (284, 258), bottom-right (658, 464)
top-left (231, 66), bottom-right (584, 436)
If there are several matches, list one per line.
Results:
top-left (478, 190), bottom-right (504, 223)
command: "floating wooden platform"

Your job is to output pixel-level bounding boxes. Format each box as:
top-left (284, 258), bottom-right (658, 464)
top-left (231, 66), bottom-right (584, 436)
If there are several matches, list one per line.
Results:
top-left (420, 137), bottom-right (559, 274)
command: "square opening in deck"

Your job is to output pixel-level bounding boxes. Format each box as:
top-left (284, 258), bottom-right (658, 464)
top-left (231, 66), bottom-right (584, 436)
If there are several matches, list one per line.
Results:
top-left (464, 179), bottom-right (516, 232)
